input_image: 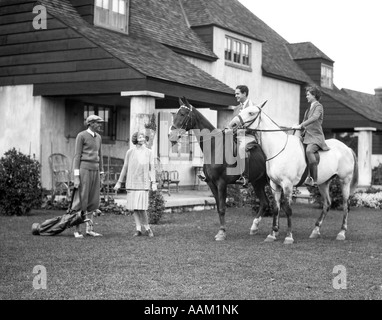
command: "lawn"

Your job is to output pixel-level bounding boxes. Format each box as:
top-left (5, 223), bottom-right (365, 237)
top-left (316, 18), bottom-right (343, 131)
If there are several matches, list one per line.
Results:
top-left (0, 204), bottom-right (381, 300)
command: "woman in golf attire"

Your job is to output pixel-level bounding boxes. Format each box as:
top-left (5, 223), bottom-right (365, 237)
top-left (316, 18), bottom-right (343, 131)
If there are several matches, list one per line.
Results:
top-left (114, 131), bottom-right (157, 237)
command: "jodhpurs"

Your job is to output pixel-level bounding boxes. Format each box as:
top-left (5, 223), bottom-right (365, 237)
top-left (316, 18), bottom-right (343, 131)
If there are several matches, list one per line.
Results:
top-left (306, 144), bottom-right (320, 165)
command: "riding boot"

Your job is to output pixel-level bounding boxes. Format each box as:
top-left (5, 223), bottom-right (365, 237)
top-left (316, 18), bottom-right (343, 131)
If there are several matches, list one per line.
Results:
top-left (197, 172), bottom-right (207, 182)
top-left (304, 163), bottom-right (317, 186)
top-left (236, 153), bottom-right (249, 188)
top-left (310, 163), bottom-right (318, 183)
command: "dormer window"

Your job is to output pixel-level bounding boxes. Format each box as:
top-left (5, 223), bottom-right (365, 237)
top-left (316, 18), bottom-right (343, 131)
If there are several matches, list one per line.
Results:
top-left (321, 64), bottom-right (333, 89)
top-left (225, 36), bottom-right (251, 68)
top-left (94, 0), bottom-right (129, 33)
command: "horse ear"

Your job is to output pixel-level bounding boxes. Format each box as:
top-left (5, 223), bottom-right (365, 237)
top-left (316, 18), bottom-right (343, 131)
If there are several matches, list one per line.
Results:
top-left (260, 100), bottom-right (268, 109)
top-left (183, 97), bottom-right (192, 109)
top-left (179, 97), bottom-right (184, 106)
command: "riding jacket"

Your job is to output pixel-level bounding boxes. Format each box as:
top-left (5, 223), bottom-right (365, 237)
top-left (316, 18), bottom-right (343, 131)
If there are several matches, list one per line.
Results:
top-left (301, 101), bottom-right (329, 151)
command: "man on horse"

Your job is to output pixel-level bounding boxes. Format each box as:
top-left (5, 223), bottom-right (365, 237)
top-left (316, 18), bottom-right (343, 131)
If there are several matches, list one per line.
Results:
top-left (197, 85), bottom-right (256, 188)
top-left (292, 85), bottom-right (329, 186)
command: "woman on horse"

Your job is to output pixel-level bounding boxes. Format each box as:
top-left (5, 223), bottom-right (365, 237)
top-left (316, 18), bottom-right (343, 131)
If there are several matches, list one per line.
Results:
top-left (292, 85), bottom-right (329, 186)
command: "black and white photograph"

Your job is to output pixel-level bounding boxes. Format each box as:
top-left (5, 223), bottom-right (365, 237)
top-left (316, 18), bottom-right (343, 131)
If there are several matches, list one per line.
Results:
top-left (0, 0), bottom-right (381, 307)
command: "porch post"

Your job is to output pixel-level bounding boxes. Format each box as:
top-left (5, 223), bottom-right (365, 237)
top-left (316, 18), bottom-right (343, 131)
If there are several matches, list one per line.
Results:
top-left (355, 127), bottom-right (376, 187)
top-left (120, 91), bottom-right (164, 151)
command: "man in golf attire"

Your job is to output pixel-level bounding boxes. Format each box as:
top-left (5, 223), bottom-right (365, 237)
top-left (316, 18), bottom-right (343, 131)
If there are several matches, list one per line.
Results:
top-left (71, 115), bottom-right (105, 238)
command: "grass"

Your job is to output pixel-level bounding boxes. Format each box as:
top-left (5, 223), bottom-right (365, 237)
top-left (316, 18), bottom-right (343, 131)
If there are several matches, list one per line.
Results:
top-left (0, 204), bottom-right (381, 300)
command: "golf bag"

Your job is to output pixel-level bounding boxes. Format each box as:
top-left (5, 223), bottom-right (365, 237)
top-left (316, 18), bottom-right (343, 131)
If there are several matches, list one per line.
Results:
top-left (32, 188), bottom-right (88, 236)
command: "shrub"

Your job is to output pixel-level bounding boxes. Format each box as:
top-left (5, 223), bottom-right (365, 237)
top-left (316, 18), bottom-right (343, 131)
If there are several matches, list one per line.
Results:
top-left (147, 189), bottom-right (166, 224)
top-left (307, 176), bottom-right (354, 210)
top-left (226, 184), bottom-right (275, 216)
top-left (98, 189), bottom-right (166, 224)
top-left (0, 148), bottom-right (43, 216)
top-left (350, 187), bottom-right (382, 209)
top-left (372, 164), bottom-right (382, 185)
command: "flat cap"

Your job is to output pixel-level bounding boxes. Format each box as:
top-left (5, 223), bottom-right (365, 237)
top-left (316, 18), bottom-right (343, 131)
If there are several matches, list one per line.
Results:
top-left (85, 115), bottom-right (105, 125)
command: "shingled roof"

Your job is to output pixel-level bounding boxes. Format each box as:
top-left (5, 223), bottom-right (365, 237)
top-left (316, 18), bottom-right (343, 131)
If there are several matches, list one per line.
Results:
top-left (181, 0), bottom-right (311, 84)
top-left (286, 42), bottom-right (334, 62)
top-left (322, 87), bottom-right (382, 123)
top-left (129, 0), bottom-right (218, 60)
top-left (37, 0), bottom-right (234, 95)
top-left (341, 88), bottom-right (382, 121)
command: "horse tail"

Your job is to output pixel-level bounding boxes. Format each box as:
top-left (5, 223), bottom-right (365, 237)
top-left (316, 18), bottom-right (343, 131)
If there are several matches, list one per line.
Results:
top-left (350, 148), bottom-right (358, 193)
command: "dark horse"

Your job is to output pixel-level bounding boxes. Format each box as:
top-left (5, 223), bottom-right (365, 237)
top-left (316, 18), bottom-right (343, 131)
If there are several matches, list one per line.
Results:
top-left (168, 97), bottom-right (269, 240)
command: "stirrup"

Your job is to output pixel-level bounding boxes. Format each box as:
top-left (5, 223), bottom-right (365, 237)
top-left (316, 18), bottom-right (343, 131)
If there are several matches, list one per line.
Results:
top-left (304, 177), bottom-right (316, 187)
top-left (197, 173), bottom-right (207, 182)
top-left (236, 176), bottom-right (248, 188)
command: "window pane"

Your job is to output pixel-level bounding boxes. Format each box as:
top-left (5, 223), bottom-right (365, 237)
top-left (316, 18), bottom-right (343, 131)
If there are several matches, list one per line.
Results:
top-left (242, 43), bottom-right (249, 65)
top-left (112, 0), bottom-right (118, 12)
top-left (321, 64), bottom-right (333, 88)
top-left (233, 41), bottom-right (241, 63)
top-left (225, 37), bottom-right (232, 61)
top-left (119, 0), bottom-right (125, 14)
top-left (96, 0), bottom-right (103, 7)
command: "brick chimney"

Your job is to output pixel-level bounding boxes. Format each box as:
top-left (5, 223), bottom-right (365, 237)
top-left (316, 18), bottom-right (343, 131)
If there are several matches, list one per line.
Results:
top-left (375, 87), bottom-right (382, 102)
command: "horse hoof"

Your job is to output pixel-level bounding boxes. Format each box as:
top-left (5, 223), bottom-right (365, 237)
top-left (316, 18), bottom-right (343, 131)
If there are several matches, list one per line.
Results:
top-left (336, 233), bottom-right (346, 241)
top-left (215, 235), bottom-right (226, 241)
top-left (284, 237), bottom-right (294, 245)
top-left (309, 231), bottom-right (320, 239)
top-left (249, 229), bottom-right (258, 235)
top-left (264, 235), bottom-right (276, 242)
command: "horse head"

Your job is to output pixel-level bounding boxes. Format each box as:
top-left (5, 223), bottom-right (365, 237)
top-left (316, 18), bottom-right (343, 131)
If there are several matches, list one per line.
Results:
top-left (168, 97), bottom-right (194, 146)
top-left (227, 100), bottom-right (267, 130)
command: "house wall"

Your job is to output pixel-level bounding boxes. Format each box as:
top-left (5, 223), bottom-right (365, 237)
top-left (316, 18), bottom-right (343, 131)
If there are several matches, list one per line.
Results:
top-left (183, 26), bottom-right (301, 127)
top-left (0, 84), bottom-right (42, 163)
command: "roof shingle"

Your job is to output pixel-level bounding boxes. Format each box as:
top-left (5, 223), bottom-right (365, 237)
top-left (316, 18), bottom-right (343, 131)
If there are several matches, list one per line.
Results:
top-left (286, 42), bottom-right (334, 62)
top-left (182, 0), bottom-right (311, 84)
top-left (37, 0), bottom-right (234, 95)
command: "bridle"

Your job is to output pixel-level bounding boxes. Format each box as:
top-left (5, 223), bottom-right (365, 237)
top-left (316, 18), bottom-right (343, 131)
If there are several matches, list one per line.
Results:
top-left (235, 106), bottom-right (290, 162)
top-left (171, 104), bottom-right (232, 145)
top-left (170, 104), bottom-right (193, 133)
top-left (236, 105), bottom-right (262, 130)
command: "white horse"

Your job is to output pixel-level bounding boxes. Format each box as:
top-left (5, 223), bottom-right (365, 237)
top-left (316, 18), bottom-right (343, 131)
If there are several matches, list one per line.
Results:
top-left (228, 102), bottom-right (358, 244)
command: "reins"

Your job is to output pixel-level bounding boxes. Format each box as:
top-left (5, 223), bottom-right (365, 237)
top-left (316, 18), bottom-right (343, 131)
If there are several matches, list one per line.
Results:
top-left (237, 106), bottom-right (300, 162)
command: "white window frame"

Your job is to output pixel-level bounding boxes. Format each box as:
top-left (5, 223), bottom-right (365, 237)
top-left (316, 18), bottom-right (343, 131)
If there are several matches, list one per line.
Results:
top-left (94, 0), bottom-right (129, 33)
top-left (321, 63), bottom-right (333, 89)
top-left (224, 36), bottom-right (251, 69)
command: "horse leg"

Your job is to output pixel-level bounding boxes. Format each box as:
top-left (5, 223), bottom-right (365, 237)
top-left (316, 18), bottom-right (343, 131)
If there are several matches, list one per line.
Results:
top-left (207, 182), bottom-right (225, 241)
top-left (250, 180), bottom-right (269, 235)
top-left (309, 181), bottom-right (331, 239)
top-left (264, 182), bottom-right (281, 242)
top-left (214, 182), bottom-right (227, 241)
top-left (281, 184), bottom-right (294, 244)
top-left (336, 180), bottom-right (351, 241)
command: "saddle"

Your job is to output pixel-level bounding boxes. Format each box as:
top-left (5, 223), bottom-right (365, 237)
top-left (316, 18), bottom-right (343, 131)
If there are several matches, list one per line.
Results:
top-left (231, 129), bottom-right (258, 158)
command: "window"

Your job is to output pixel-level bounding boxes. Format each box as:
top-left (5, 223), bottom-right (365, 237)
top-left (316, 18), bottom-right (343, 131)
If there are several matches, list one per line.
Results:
top-left (225, 36), bottom-right (251, 67)
top-left (84, 103), bottom-right (116, 141)
top-left (321, 64), bottom-right (333, 89)
top-left (224, 37), bottom-right (232, 61)
top-left (95, 0), bottom-right (129, 33)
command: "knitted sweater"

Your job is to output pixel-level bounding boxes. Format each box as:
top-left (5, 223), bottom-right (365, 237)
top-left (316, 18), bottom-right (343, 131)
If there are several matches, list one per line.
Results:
top-left (118, 145), bottom-right (155, 190)
top-left (73, 130), bottom-right (103, 171)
